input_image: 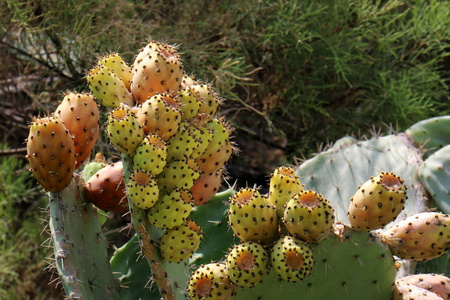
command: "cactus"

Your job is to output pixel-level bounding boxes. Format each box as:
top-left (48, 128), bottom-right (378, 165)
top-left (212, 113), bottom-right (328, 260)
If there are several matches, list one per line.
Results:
top-left (26, 37), bottom-right (450, 300)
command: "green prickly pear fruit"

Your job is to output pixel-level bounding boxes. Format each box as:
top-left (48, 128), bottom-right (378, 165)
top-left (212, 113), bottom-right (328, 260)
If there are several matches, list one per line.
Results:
top-left (283, 190), bottom-right (335, 243)
top-left (97, 53), bottom-right (133, 90)
top-left (393, 280), bottom-right (443, 300)
top-left (198, 118), bottom-right (231, 159)
top-left (271, 235), bottom-right (314, 282)
top-left (86, 64), bottom-right (134, 108)
top-left (190, 168), bottom-right (223, 206)
top-left (189, 116), bottom-right (213, 159)
top-left (379, 212), bottom-right (450, 261)
top-left (156, 158), bottom-right (200, 192)
top-left (268, 166), bottom-right (304, 218)
top-left (85, 161), bottom-right (129, 213)
top-left (187, 262), bottom-right (236, 300)
top-left (348, 172), bottom-right (407, 231)
top-left (55, 92), bottom-right (100, 167)
top-left (225, 241), bottom-right (269, 288)
top-left (159, 219), bottom-right (202, 263)
top-left (146, 189), bottom-right (193, 229)
top-left (126, 170), bottom-right (159, 210)
top-left (107, 105), bottom-right (144, 155)
top-left (135, 94), bottom-right (182, 141)
top-left (81, 153), bottom-right (107, 183)
top-left (196, 139), bottom-right (234, 175)
top-left (165, 121), bottom-right (197, 160)
top-left (190, 83), bottom-right (221, 117)
top-left (26, 116), bottom-right (76, 192)
top-left (130, 40), bottom-right (183, 104)
top-left (133, 135), bottom-right (167, 176)
top-left (228, 187), bottom-right (278, 245)
top-left (177, 87), bottom-right (201, 120)
top-left (399, 274), bottom-right (450, 299)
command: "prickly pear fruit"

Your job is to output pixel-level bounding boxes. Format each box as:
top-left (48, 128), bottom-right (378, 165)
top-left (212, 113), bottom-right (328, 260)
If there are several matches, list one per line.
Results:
top-left (190, 83), bottom-right (220, 117)
top-left (86, 64), bottom-right (134, 108)
top-left (107, 105), bottom-right (144, 155)
top-left (81, 153), bottom-right (106, 183)
top-left (165, 121), bottom-right (197, 160)
top-left (133, 135), bottom-right (167, 176)
top-left (393, 280), bottom-right (443, 300)
top-left (268, 166), bottom-right (304, 218)
top-left (146, 189), bottom-right (193, 229)
top-left (271, 235), bottom-right (314, 282)
top-left (228, 187), bottom-right (278, 245)
top-left (26, 116), bottom-right (76, 192)
top-left (136, 94), bottom-right (182, 140)
top-left (156, 158), bottom-right (200, 192)
top-left (131, 40), bottom-right (183, 104)
top-left (189, 119), bottom-right (213, 159)
top-left (126, 170), bottom-right (159, 209)
top-left (348, 172), bottom-right (407, 231)
top-left (379, 212), bottom-right (450, 261)
top-left (159, 219), bottom-right (202, 263)
top-left (97, 53), bottom-right (133, 90)
top-left (225, 241), bottom-right (269, 288)
top-left (196, 139), bottom-right (234, 175)
top-left (55, 92), bottom-right (100, 167)
top-left (283, 190), bottom-right (335, 243)
top-left (187, 262), bottom-right (236, 300)
top-left (85, 161), bottom-right (129, 213)
top-left (198, 118), bottom-right (230, 159)
top-left (190, 169), bottom-right (223, 206)
top-left (177, 87), bottom-right (201, 120)
top-left (399, 274), bottom-right (450, 299)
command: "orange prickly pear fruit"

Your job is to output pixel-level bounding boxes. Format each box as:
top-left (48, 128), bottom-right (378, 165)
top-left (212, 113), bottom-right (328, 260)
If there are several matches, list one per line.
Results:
top-left (131, 40), bottom-right (183, 104)
top-left (54, 92), bottom-right (100, 167)
top-left (26, 116), bottom-right (76, 192)
top-left (190, 168), bottom-right (223, 206)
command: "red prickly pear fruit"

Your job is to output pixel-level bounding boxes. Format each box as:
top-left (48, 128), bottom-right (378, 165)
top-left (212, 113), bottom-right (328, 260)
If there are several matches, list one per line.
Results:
top-left (399, 274), bottom-right (450, 299)
top-left (190, 168), bottom-right (223, 206)
top-left (348, 172), bottom-right (407, 231)
top-left (26, 116), bottom-right (76, 192)
top-left (393, 280), bottom-right (443, 300)
top-left (190, 83), bottom-right (221, 117)
top-left (85, 161), bottom-right (129, 213)
top-left (107, 105), bottom-right (144, 155)
top-left (147, 189), bottom-right (194, 229)
top-left (379, 212), bottom-right (450, 261)
top-left (187, 262), bottom-right (236, 300)
top-left (271, 236), bottom-right (315, 282)
top-left (156, 158), bottom-right (200, 192)
top-left (196, 139), bottom-right (234, 174)
top-left (86, 64), bottom-right (134, 108)
top-left (225, 241), bottom-right (269, 288)
top-left (268, 166), bottom-right (304, 218)
top-left (97, 53), bottom-right (133, 90)
top-left (126, 170), bottom-right (159, 210)
top-left (177, 87), bottom-right (201, 120)
top-left (133, 135), bottom-right (167, 176)
top-left (135, 94), bottom-right (182, 141)
top-left (283, 190), bottom-right (335, 243)
top-left (228, 187), bottom-right (278, 245)
top-left (159, 219), bottom-right (202, 263)
top-left (54, 92), bottom-right (100, 167)
top-left (131, 40), bottom-right (183, 104)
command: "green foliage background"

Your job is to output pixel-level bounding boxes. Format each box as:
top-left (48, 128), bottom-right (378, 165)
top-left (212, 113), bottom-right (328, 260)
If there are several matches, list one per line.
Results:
top-left (0, 0), bottom-right (449, 298)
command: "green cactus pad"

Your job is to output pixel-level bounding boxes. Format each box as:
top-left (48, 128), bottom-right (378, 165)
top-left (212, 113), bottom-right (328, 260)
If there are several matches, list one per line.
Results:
top-left (406, 116), bottom-right (450, 159)
top-left (418, 145), bottom-right (450, 214)
top-left (234, 225), bottom-right (397, 300)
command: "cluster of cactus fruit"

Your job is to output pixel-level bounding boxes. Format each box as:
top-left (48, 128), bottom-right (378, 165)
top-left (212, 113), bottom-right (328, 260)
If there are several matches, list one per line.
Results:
top-left (24, 38), bottom-right (450, 300)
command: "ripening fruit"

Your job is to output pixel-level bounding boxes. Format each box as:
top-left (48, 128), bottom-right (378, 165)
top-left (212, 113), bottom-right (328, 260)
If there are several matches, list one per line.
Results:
top-left (126, 170), bottom-right (159, 209)
top-left (271, 236), bottom-right (314, 282)
top-left (107, 105), bottom-right (144, 155)
top-left (190, 83), bottom-right (221, 117)
top-left (348, 172), bottom-right (407, 231)
top-left (196, 139), bottom-right (234, 175)
top-left (97, 53), bottom-right (133, 90)
top-left (131, 40), bottom-right (183, 104)
top-left (156, 158), bottom-right (200, 192)
top-left (133, 135), bottom-right (167, 176)
top-left (147, 189), bottom-right (193, 229)
top-left (283, 190), bottom-right (335, 243)
top-left (398, 274), bottom-right (450, 299)
top-left (54, 92), bottom-right (100, 167)
top-left (26, 116), bottom-right (76, 192)
top-left (190, 168), bottom-right (223, 206)
top-left (177, 87), bottom-right (201, 120)
top-left (187, 263), bottom-right (236, 300)
top-left (393, 280), bottom-right (443, 300)
top-left (379, 212), bottom-right (450, 261)
top-left (197, 118), bottom-right (230, 159)
top-left (226, 241), bottom-right (269, 288)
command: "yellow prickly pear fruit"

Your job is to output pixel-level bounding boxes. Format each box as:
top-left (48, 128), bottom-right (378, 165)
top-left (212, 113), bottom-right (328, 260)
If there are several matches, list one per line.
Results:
top-left (126, 170), bottom-right (159, 209)
top-left (190, 83), bottom-right (221, 117)
top-left (187, 263), bottom-right (236, 300)
top-left (107, 105), bottom-right (144, 155)
top-left (147, 189), bottom-right (193, 229)
top-left (177, 87), bottom-right (201, 120)
top-left (97, 53), bottom-right (133, 90)
top-left (133, 135), bottom-right (167, 176)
